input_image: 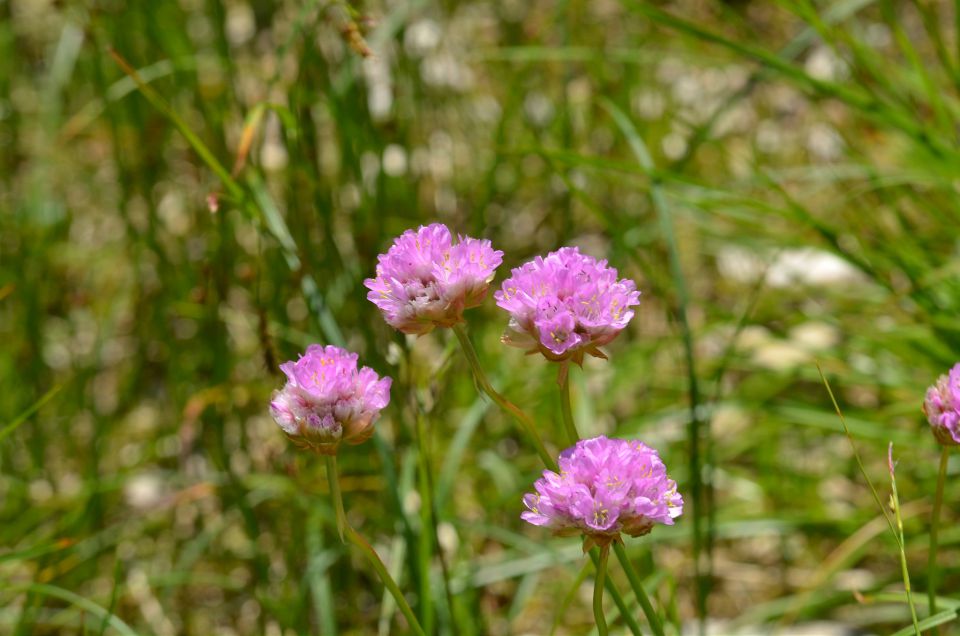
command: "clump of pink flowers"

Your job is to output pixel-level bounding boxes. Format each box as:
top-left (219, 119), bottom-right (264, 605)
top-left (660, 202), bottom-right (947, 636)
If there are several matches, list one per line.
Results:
top-left (494, 247), bottom-right (641, 364)
top-left (270, 345), bottom-right (391, 454)
top-left (364, 223), bottom-right (503, 335)
top-left (924, 363), bottom-right (960, 446)
top-left (522, 436), bottom-right (683, 548)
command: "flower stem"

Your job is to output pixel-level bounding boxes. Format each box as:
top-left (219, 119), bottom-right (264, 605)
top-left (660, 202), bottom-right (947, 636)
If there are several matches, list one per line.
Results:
top-left (594, 545), bottom-right (610, 636)
top-left (558, 365), bottom-right (580, 445)
top-left (325, 455), bottom-right (427, 636)
top-left (452, 323), bottom-right (651, 636)
top-left (614, 542), bottom-right (665, 636)
top-left (889, 445), bottom-right (921, 636)
top-left (413, 414), bottom-right (435, 635)
top-left (559, 379), bottom-right (665, 636)
top-left (451, 323), bottom-right (557, 471)
top-left (325, 455), bottom-right (347, 542)
top-left (585, 550), bottom-right (644, 636)
top-left (558, 375), bottom-right (665, 636)
top-left (929, 447), bottom-right (950, 615)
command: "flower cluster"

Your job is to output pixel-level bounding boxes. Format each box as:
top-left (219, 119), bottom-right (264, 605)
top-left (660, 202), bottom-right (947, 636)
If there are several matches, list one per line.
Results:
top-left (270, 345), bottom-right (391, 454)
top-left (364, 223), bottom-right (503, 335)
top-left (924, 363), bottom-right (960, 446)
top-left (494, 247), bottom-right (641, 364)
top-left (522, 436), bottom-right (683, 546)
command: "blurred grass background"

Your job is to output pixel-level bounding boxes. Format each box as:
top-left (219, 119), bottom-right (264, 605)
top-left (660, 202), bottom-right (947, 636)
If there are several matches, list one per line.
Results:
top-left (3, 0), bottom-right (960, 634)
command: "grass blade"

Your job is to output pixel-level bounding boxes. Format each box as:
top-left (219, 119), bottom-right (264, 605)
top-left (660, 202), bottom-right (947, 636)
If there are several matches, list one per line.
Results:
top-left (0, 382), bottom-right (67, 445)
top-left (600, 96), bottom-right (707, 629)
top-left (10, 583), bottom-right (140, 636)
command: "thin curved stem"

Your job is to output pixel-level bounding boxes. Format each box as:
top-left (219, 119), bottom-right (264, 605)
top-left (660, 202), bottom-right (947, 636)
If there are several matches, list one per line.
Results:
top-left (451, 323), bottom-right (557, 471)
top-left (325, 455), bottom-right (347, 542)
top-left (451, 323), bottom-right (647, 636)
top-left (557, 375), bottom-right (665, 636)
top-left (558, 365), bottom-right (579, 445)
top-left (889, 447), bottom-right (921, 636)
top-left (594, 545), bottom-right (610, 636)
top-left (929, 447), bottom-right (950, 615)
top-left (614, 542), bottom-right (665, 636)
top-left (325, 455), bottom-right (427, 636)
top-left (416, 408), bottom-right (462, 633)
top-left (588, 550), bottom-right (643, 636)
top-left (413, 414), bottom-right (435, 634)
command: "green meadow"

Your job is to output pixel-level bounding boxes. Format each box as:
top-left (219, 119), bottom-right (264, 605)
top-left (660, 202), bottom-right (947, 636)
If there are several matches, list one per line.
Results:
top-left (3, 1), bottom-right (960, 634)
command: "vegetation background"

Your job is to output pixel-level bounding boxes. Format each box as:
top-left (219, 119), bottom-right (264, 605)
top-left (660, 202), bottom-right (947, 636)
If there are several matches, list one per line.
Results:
top-left (3, 0), bottom-right (960, 634)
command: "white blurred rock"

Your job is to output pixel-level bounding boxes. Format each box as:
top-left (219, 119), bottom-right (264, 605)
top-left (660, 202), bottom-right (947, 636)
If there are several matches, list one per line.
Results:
top-left (718, 247), bottom-right (861, 288)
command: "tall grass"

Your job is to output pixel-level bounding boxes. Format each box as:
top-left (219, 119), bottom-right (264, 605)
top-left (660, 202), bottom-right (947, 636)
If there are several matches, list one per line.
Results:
top-left (2, 0), bottom-right (959, 634)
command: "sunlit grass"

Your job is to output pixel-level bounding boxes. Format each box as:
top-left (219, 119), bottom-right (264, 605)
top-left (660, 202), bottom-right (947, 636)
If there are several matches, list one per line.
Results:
top-left (2, 1), bottom-right (959, 634)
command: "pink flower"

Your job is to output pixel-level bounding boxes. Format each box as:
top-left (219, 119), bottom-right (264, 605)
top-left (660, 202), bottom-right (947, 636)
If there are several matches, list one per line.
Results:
top-left (270, 345), bottom-right (391, 454)
top-left (522, 436), bottom-right (682, 547)
top-left (364, 224), bottom-right (503, 334)
top-left (494, 247), bottom-right (641, 364)
top-left (924, 363), bottom-right (960, 446)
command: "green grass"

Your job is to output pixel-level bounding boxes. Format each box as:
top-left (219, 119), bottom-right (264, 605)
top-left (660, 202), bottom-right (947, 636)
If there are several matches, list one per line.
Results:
top-left (3, 0), bottom-right (960, 634)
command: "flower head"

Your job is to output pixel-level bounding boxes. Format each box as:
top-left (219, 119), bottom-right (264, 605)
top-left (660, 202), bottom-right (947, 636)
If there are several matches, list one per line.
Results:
top-left (494, 247), bottom-right (640, 364)
top-left (924, 363), bottom-right (960, 446)
top-left (522, 436), bottom-right (682, 547)
top-left (364, 223), bottom-right (504, 335)
top-left (270, 345), bottom-right (391, 454)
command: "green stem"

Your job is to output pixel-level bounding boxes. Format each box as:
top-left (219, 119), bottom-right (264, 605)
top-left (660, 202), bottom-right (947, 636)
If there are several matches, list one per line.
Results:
top-left (558, 372), bottom-right (665, 636)
top-left (451, 323), bottom-right (557, 471)
top-left (325, 455), bottom-right (346, 542)
top-left (325, 455), bottom-right (427, 636)
top-left (929, 447), bottom-right (950, 615)
top-left (558, 365), bottom-right (579, 445)
top-left (451, 323), bottom-right (646, 636)
top-left (417, 405), bottom-right (466, 633)
top-left (588, 550), bottom-right (643, 636)
top-left (889, 448), bottom-right (921, 636)
top-left (594, 545), bottom-right (610, 636)
top-left (413, 414), bottom-right (435, 635)
top-left (614, 543), bottom-right (665, 636)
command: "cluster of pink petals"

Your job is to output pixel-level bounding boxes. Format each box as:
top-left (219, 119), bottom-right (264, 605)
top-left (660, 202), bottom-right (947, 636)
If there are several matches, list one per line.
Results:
top-left (924, 363), bottom-right (960, 446)
top-left (270, 345), bottom-right (391, 455)
top-left (522, 436), bottom-right (682, 546)
top-left (494, 247), bottom-right (641, 364)
top-left (364, 224), bottom-right (504, 335)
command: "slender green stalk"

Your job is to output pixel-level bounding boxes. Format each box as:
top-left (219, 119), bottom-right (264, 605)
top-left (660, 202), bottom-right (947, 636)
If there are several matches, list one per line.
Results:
top-left (551, 561), bottom-right (592, 636)
top-left (414, 407), bottom-right (464, 634)
top-left (818, 365), bottom-right (896, 533)
top-left (821, 367), bottom-right (920, 636)
top-left (451, 324), bottom-right (646, 635)
top-left (451, 323), bottom-right (557, 470)
top-left (888, 445), bottom-right (921, 636)
top-left (344, 526), bottom-right (427, 636)
top-left (588, 550), bottom-right (644, 636)
top-left (0, 381), bottom-right (67, 445)
top-left (594, 545), bottom-right (610, 636)
top-left (325, 455), bottom-right (427, 636)
top-left (325, 455), bottom-right (347, 542)
top-left (413, 415), bottom-right (435, 635)
top-left (613, 543), bottom-right (664, 636)
top-left (600, 97), bottom-right (708, 631)
top-left (558, 365), bottom-right (580, 445)
top-left (929, 447), bottom-right (950, 615)
top-left (558, 368), bottom-right (665, 636)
